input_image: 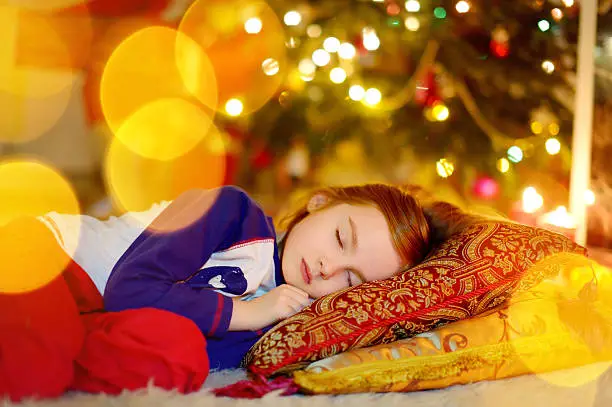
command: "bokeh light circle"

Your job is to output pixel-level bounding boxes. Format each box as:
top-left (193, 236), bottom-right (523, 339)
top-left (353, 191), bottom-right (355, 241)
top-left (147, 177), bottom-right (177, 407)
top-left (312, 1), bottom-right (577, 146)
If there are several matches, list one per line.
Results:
top-left (100, 26), bottom-right (218, 135)
top-left (179, 0), bottom-right (287, 115)
top-left (7, 0), bottom-right (88, 11)
top-left (104, 126), bottom-right (227, 232)
top-left (0, 159), bottom-right (80, 293)
top-left (114, 98), bottom-right (216, 161)
top-left (0, 6), bottom-right (81, 99)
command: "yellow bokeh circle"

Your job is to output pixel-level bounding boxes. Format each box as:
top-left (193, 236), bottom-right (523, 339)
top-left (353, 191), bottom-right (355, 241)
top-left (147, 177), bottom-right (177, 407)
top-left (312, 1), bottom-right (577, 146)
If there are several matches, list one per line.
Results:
top-left (0, 160), bottom-right (80, 293)
top-left (100, 26), bottom-right (218, 135)
top-left (114, 98), bottom-right (216, 161)
top-left (7, 0), bottom-right (88, 11)
top-left (178, 0), bottom-right (287, 115)
top-left (104, 126), bottom-right (227, 232)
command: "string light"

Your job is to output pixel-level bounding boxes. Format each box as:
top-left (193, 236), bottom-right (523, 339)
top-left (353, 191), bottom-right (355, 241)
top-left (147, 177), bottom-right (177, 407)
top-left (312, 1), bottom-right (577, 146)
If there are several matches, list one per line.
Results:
top-left (434, 7), bottom-right (447, 19)
top-left (405, 0), bottom-right (420, 12)
top-left (338, 42), bottom-right (357, 59)
top-left (584, 189), bottom-right (595, 206)
top-left (455, 1), bottom-right (470, 13)
top-left (545, 137), bottom-right (561, 155)
top-left (330, 67), bottom-right (347, 84)
top-left (261, 58), bottom-right (279, 76)
top-left (497, 158), bottom-right (510, 173)
top-left (349, 85), bottom-right (366, 101)
top-left (362, 28), bottom-right (381, 51)
top-left (541, 60), bottom-right (555, 74)
top-left (404, 16), bottom-right (420, 31)
top-left (244, 18), bottom-right (262, 34)
top-left (522, 187), bottom-right (543, 213)
top-left (298, 59), bottom-right (316, 75)
top-left (538, 19), bottom-right (550, 32)
top-left (284, 10), bottom-right (302, 26)
top-left (364, 88), bottom-right (382, 106)
top-left (562, 0), bottom-right (574, 7)
top-left (312, 49), bottom-right (331, 66)
top-left (530, 121), bottom-right (543, 134)
top-left (323, 37), bottom-right (341, 53)
top-left (432, 102), bottom-right (450, 121)
top-left (225, 99), bottom-right (243, 116)
top-left (306, 24), bottom-right (322, 38)
top-left (507, 146), bottom-right (523, 163)
top-left (548, 122), bottom-right (560, 135)
top-left (436, 158), bottom-right (455, 178)
top-left (551, 8), bottom-right (563, 21)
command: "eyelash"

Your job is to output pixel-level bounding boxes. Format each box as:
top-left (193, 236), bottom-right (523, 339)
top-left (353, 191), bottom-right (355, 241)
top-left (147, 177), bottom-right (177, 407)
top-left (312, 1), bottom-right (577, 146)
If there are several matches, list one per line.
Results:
top-left (336, 228), bottom-right (343, 250)
top-left (336, 228), bottom-right (352, 286)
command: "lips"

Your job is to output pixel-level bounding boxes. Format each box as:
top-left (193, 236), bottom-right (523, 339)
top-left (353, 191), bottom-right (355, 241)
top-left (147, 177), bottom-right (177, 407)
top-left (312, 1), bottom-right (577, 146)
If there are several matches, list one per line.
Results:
top-left (301, 258), bottom-right (312, 285)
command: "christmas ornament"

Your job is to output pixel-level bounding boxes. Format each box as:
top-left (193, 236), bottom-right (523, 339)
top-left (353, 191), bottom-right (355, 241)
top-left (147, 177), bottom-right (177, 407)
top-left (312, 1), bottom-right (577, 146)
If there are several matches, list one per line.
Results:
top-left (415, 70), bottom-right (441, 107)
top-left (473, 176), bottom-right (500, 200)
top-left (490, 26), bottom-right (510, 58)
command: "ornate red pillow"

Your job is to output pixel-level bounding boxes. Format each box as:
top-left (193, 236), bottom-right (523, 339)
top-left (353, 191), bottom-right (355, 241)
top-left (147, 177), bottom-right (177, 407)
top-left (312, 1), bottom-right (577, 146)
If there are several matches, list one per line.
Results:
top-left (244, 220), bottom-right (586, 376)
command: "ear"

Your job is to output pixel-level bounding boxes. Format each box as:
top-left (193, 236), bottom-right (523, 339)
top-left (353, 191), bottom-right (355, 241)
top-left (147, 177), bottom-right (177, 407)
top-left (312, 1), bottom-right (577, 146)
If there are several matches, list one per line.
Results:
top-left (307, 193), bottom-right (329, 213)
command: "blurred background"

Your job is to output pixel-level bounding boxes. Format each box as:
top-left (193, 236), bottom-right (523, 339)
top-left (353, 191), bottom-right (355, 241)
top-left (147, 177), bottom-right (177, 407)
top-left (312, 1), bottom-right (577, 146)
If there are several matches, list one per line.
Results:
top-left (1, 0), bottom-right (611, 252)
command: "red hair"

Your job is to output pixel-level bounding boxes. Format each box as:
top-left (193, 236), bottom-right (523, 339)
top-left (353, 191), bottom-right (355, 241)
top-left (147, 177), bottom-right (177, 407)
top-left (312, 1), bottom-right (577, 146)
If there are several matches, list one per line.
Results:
top-left (279, 184), bottom-right (432, 269)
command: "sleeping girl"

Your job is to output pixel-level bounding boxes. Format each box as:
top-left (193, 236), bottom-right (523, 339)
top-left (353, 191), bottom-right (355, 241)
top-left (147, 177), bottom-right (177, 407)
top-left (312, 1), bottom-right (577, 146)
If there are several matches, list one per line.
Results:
top-left (2, 182), bottom-right (456, 401)
top-left (41, 183), bottom-right (435, 369)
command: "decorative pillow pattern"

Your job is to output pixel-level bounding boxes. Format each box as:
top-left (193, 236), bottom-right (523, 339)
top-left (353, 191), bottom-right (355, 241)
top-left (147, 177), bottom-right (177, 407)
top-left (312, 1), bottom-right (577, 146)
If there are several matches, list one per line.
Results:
top-left (245, 221), bottom-right (586, 376)
top-left (293, 254), bottom-right (612, 393)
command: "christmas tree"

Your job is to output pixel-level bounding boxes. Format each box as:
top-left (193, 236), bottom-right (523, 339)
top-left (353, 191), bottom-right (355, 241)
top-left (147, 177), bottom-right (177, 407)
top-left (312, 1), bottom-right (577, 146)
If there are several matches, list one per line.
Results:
top-left (208, 0), bottom-right (606, 219)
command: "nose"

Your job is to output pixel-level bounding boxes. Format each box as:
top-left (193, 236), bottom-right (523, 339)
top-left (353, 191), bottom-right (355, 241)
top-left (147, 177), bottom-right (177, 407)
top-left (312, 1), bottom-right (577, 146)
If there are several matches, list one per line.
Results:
top-left (318, 256), bottom-right (345, 280)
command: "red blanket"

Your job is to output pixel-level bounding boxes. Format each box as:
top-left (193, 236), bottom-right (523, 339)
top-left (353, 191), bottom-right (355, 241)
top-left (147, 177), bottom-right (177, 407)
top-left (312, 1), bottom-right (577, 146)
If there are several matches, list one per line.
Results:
top-left (0, 218), bottom-right (209, 402)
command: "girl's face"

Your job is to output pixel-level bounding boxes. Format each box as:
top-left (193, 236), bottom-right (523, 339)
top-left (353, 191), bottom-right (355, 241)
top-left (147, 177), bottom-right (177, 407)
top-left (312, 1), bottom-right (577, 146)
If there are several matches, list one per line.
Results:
top-left (281, 199), bottom-right (402, 299)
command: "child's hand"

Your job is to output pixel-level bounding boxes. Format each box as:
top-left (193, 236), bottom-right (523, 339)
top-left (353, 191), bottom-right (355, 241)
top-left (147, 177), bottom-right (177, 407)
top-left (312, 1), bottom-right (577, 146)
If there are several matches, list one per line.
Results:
top-left (256, 284), bottom-right (311, 323)
top-left (229, 284), bottom-right (311, 331)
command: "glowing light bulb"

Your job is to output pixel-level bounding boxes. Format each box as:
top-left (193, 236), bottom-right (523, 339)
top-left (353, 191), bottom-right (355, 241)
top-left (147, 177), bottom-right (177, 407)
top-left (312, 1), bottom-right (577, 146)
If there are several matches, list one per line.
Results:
top-left (562, 0), bottom-right (574, 7)
top-left (432, 102), bottom-right (449, 121)
top-left (585, 189), bottom-right (595, 206)
top-left (538, 19), bottom-right (550, 32)
top-left (261, 58), bottom-right (279, 76)
top-left (436, 158), bottom-right (455, 178)
top-left (225, 99), bottom-right (243, 116)
top-left (455, 1), bottom-right (470, 13)
top-left (545, 138), bottom-right (561, 155)
top-left (330, 67), bottom-right (347, 84)
top-left (549, 123), bottom-right (560, 135)
top-left (497, 158), bottom-right (510, 173)
top-left (306, 24), bottom-right (322, 38)
top-left (349, 85), bottom-right (365, 101)
top-left (364, 88), bottom-right (382, 106)
top-left (338, 42), bottom-right (357, 59)
top-left (312, 49), bottom-right (331, 66)
top-left (244, 17), bottom-right (262, 34)
top-left (542, 60), bottom-right (555, 74)
top-left (284, 10), bottom-right (302, 26)
top-left (298, 59), bottom-right (316, 75)
top-left (522, 187), bottom-right (543, 213)
top-left (362, 28), bottom-right (380, 51)
top-left (405, 0), bottom-right (420, 12)
top-left (530, 121), bottom-right (543, 134)
top-left (323, 37), bottom-right (341, 53)
top-left (507, 146), bottom-right (523, 163)
top-left (404, 16), bottom-right (420, 31)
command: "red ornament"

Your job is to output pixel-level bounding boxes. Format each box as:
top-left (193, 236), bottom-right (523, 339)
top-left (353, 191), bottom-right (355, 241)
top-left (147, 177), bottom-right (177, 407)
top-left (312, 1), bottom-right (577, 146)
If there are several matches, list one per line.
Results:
top-left (490, 40), bottom-right (509, 58)
top-left (415, 70), bottom-right (441, 107)
top-left (251, 142), bottom-right (274, 170)
top-left (352, 35), bottom-right (368, 57)
top-left (473, 176), bottom-right (500, 200)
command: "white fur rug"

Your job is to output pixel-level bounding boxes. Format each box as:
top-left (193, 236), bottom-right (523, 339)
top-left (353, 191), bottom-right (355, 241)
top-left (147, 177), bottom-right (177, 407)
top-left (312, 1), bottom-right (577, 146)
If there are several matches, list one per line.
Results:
top-left (7, 363), bottom-right (612, 407)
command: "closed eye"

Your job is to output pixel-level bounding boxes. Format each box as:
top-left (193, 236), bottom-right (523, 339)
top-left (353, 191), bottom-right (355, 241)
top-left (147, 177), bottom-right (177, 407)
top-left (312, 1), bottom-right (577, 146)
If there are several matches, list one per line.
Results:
top-left (336, 228), bottom-right (343, 250)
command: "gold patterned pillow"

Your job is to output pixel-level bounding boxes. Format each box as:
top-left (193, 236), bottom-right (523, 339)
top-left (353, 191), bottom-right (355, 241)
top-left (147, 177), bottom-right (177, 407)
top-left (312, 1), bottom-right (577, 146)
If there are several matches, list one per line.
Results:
top-left (293, 253), bottom-right (612, 393)
top-left (244, 221), bottom-right (586, 376)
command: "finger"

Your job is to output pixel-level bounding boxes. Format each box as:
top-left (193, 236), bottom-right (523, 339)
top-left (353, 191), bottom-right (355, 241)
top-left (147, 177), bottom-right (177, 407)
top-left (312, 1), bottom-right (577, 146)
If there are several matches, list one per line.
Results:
top-left (282, 284), bottom-right (310, 299)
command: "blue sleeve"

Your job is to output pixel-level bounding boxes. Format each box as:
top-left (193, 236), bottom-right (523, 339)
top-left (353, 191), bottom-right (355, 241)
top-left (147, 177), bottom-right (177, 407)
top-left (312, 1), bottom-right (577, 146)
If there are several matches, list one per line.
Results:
top-left (103, 186), bottom-right (270, 337)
